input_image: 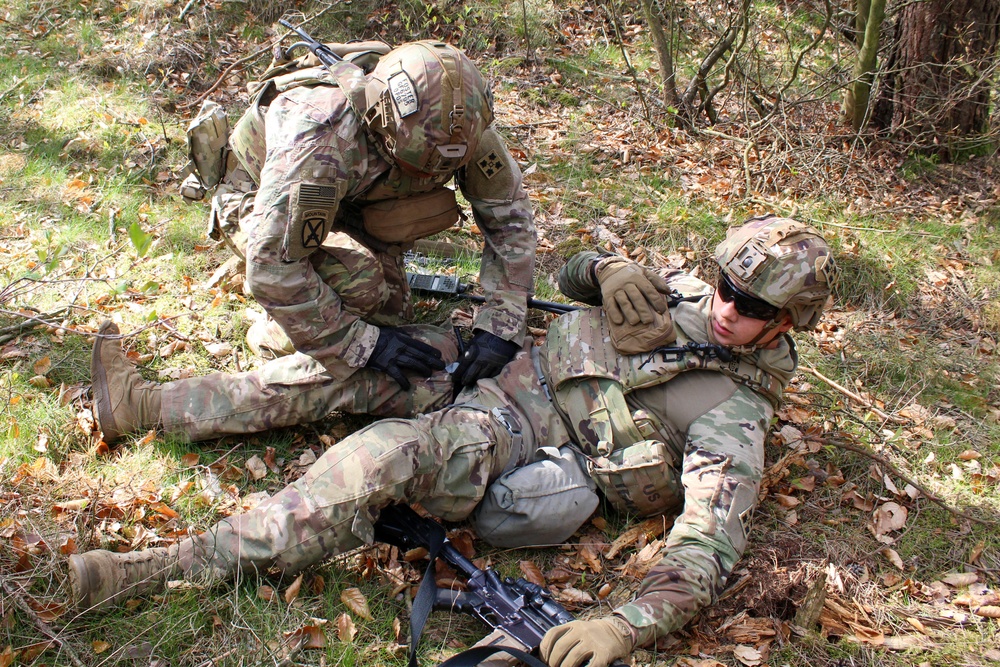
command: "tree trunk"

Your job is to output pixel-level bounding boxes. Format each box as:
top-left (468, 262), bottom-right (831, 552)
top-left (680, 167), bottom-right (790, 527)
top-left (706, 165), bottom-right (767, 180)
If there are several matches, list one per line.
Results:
top-left (876, 0), bottom-right (1000, 154)
top-left (640, 0), bottom-right (680, 109)
top-left (842, 0), bottom-right (886, 130)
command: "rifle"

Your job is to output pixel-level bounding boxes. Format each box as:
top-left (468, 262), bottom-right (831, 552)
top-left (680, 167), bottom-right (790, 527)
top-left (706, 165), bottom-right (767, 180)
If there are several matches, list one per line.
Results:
top-left (406, 271), bottom-right (580, 315)
top-left (374, 504), bottom-right (574, 667)
top-left (278, 19), bottom-right (344, 66)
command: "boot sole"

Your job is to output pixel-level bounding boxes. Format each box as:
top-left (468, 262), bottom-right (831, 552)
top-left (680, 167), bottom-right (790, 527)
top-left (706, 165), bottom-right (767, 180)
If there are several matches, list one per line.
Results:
top-left (67, 554), bottom-right (96, 610)
top-left (91, 321), bottom-right (121, 444)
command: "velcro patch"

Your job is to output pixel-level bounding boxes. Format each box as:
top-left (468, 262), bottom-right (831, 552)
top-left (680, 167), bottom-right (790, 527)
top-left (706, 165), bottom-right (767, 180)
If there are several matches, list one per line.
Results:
top-left (476, 151), bottom-right (506, 180)
top-left (387, 71), bottom-right (419, 118)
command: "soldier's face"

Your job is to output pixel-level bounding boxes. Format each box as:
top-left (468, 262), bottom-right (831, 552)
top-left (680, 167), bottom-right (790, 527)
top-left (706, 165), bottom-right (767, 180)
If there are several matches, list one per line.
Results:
top-left (710, 291), bottom-right (793, 348)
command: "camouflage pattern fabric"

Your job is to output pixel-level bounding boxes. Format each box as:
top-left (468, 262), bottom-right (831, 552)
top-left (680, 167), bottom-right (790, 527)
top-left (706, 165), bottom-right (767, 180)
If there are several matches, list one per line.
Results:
top-left (169, 390), bottom-right (521, 584)
top-left (161, 324), bottom-right (458, 442)
top-left (229, 60), bottom-right (534, 379)
top-left (152, 253), bottom-right (794, 648)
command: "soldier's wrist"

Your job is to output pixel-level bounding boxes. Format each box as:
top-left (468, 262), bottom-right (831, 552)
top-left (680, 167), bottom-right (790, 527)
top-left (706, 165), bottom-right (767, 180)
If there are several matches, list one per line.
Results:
top-left (608, 614), bottom-right (639, 648)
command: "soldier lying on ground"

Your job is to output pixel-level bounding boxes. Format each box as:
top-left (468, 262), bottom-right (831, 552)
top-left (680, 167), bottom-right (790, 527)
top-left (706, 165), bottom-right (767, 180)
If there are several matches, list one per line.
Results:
top-left (178, 37), bottom-right (537, 426)
top-left (74, 216), bottom-right (836, 667)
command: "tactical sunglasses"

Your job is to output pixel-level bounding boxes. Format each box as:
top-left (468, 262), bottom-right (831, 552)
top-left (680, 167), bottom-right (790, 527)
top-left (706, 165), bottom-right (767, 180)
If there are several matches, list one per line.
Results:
top-left (717, 273), bottom-right (781, 321)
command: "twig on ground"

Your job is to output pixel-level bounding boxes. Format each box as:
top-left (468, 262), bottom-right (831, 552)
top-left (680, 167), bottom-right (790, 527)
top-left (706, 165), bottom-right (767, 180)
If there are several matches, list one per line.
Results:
top-left (178, 0), bottom-right (199, 20)
top-left (276, 633), bottom-right (309, 667)
top-left (821, 436), bottom-right (999, 527)
top-left (800, 365), bottom-right (907, 424)
top-left (0, 76), bottom-right (26, 104)
top-left (1, 579), bottom-right (87, 667)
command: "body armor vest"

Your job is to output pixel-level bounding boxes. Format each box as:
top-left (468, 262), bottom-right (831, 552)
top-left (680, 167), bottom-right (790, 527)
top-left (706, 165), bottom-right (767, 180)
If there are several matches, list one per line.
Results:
top-left (538, 297), bottom-right (791, 517)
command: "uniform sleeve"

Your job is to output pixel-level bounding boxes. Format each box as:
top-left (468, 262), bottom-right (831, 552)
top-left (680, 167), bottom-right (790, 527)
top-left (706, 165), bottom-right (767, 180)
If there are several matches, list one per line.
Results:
top-left (243, 90), bottom-right (379, 372)
top-left (557, 251), bottom-right (603, 304)
top-left (613, 385), bottom-right (772, 645)
top-left (458, 128), bottom-right (536, 342)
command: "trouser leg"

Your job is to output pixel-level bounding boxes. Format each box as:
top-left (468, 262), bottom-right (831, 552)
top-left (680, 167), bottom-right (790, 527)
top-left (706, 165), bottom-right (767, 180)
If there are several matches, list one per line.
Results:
top-left (175, 404), bottom-right (504, 582)
top-left (161, 325), bottom-right (459, 442)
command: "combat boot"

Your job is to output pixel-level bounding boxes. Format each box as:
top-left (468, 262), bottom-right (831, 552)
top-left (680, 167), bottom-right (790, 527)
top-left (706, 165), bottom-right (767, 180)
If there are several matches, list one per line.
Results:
top-left (91, 321), bottom-right (162, 444)
top-left (68, 546), bottom-right (180, 610)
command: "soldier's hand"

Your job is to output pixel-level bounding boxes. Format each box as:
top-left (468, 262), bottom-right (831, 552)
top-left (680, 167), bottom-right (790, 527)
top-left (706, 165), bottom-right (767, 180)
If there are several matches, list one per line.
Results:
top-left (595, 257), bottom-right (673, 326)
top-left (365, 327), bottom-right (446, 390)
top-left (451, 330), bottom-right (519, 388)
top-left (540, 616), bottom-right (636, 667)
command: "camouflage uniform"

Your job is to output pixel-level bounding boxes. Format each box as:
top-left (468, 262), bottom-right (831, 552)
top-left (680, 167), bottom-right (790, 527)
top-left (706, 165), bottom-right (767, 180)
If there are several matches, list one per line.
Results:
top-left (224, 54), bottom-right (536, 370)
top-left (152, 251), bottom-right (795, 646)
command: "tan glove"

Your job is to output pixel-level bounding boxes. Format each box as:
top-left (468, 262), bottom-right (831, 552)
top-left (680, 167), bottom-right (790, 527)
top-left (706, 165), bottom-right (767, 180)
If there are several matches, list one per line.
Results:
top-left (595, 257), bottom-right (673, 326)
top-left (539, 616), bottom-right (636, 667)
top-left (595, 257), bottom-right (677, 354)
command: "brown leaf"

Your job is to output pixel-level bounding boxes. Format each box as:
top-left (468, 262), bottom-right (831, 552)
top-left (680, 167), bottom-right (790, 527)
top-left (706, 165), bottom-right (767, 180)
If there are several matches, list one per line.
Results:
top-left (59, 537), bottom-right (77, 555)
top-left (180, 453), bottom-right (200, 467)
top-left (790, 476), bottom-right (816, 492)
top-left (29, 375), bottom-right (52, 389)
top-left (312, 575), bottom-right (325, 595)
top-left (873, 502), bottom-right (908, 536)
top-left (0, 646), bottom-right (12, 667)
top-left (556, 587), bottom-right (594, 605)
top-left (336, 612), bottom-right (357, 642)
top-left (882, 548), bottom-right (904, 570)
top-left (92, 641), bottom-right (111, 654)
top-left (957, 449), bottom-right (981, 461)
top-left (574, 544), bottom-right (603, 573)
top-left (519, 560), bottom-right (545, 587)
top-left (18, 641), bottom-right (53, 662)
top-left (245, 455), bottom-right (268, 480)
top-left (773, 493), bottom-right (800, 508)
top-left (263, 446), bottom-right (279, 473)
top-left (975, 606), bottom-right (1000, 619)
top-left (51, 499), bottom-right (88, 514)
top-left (283, 625), bottom-right (327, 650)
top-left (597, 583), bottom-right (613, 600)
top-left (257, 585), bottom-right (276, 601)
top-left (544, 566), bottom-right (574, 583)
top-left (284, 574), bottom-right (303, 604)
top-left (733, 645), bottom-right (762, 666)
top-left (941, 572), bottom-right (979, 587)
top-left (33, 356), bottom-right (51, 375)
top-left (449, 530), bottom-right (477, 560)
top-left (341, 587), bottom-right (373, 620)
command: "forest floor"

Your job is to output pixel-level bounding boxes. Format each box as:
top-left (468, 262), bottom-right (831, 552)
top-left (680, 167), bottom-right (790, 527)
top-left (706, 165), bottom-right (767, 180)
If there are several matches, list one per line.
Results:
top-left (1, 0), bottom-right (998, 666)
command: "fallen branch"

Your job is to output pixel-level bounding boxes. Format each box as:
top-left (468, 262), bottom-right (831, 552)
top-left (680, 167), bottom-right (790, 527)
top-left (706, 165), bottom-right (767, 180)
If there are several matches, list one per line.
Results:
top-left (800, 365), bottom-right (907, 424)
top-left (822, 436), bottom-right (998, 527)
top-left (1, 579), bottom-right (86, 667)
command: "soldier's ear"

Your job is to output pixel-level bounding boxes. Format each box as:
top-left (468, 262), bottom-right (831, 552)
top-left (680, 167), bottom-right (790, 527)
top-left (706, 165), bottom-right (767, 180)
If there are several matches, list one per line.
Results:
top-left (775, 312), bottom-right (794, 334)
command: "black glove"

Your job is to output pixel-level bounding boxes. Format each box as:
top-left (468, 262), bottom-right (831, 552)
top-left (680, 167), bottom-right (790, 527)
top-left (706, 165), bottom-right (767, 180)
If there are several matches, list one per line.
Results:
top-left (452, 330), bottom-right (520, 388)
top-left (365, 327), bottom-right (446, 390)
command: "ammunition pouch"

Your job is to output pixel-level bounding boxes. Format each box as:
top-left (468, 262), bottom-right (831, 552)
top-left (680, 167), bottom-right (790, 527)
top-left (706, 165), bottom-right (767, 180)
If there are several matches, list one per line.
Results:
top-left (589, 440), bottom-right (682, 517)
top-left (360, 187), bottom-right (461, 244)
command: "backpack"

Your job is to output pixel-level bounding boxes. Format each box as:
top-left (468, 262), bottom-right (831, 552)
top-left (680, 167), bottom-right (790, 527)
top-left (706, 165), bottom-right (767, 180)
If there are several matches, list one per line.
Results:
top-left (179, 40), bottom-right (391, 201)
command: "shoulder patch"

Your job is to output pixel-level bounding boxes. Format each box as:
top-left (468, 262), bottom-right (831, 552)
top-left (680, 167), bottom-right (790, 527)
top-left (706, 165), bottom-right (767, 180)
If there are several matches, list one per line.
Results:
top-left (285, 182), bottom-right (341, 260)
top-left (476, 150), bottom-right (506, 179)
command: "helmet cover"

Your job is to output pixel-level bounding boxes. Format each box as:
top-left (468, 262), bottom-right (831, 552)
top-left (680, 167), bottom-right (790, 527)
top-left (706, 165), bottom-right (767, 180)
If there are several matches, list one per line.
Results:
top-left (715, 215), bottom-right (836, 330)
top-left (363, 41), bottom-right (494, 176)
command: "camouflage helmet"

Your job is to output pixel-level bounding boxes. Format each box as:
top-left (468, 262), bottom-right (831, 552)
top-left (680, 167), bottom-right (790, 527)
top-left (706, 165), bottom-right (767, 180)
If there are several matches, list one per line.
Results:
top-left (715, 215), bottom-right (836, 330)
top-left (363, 41), bottom-right (494, 176)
